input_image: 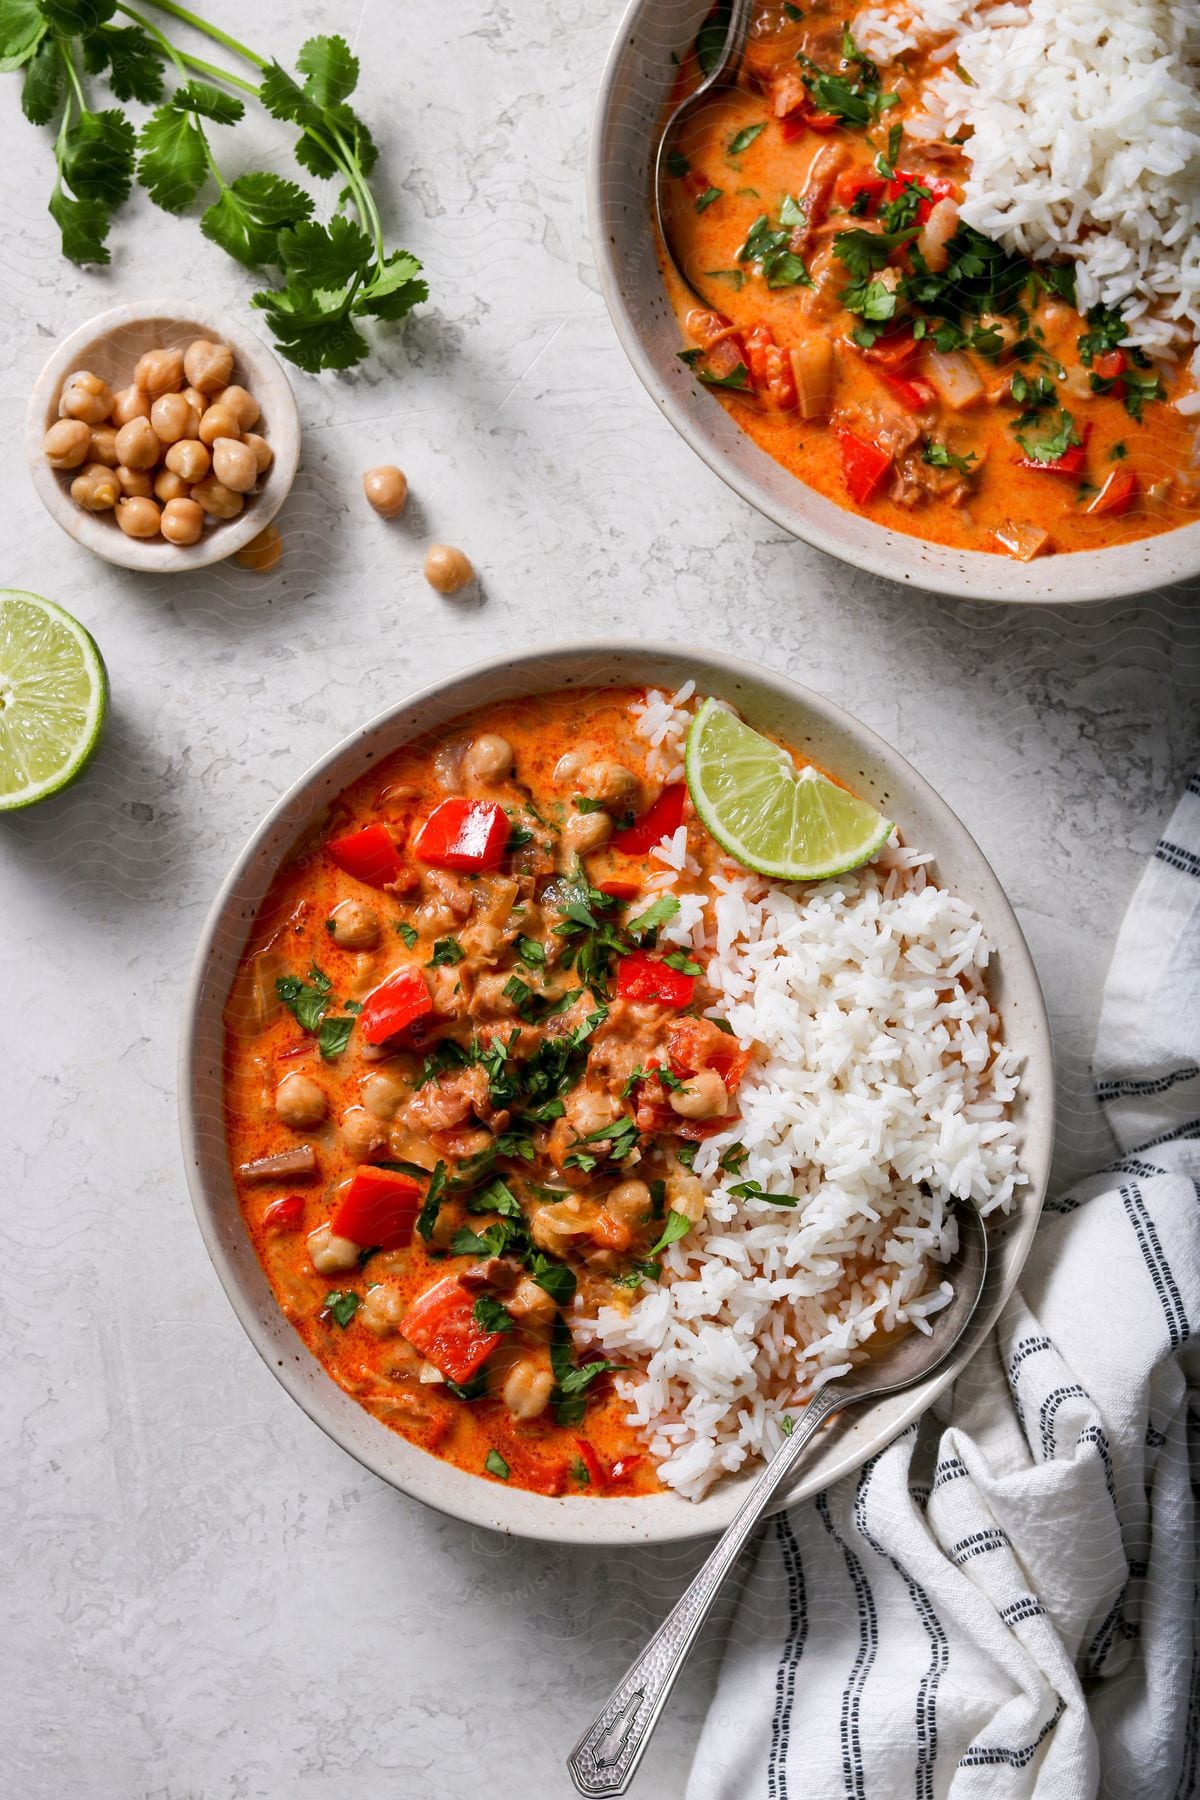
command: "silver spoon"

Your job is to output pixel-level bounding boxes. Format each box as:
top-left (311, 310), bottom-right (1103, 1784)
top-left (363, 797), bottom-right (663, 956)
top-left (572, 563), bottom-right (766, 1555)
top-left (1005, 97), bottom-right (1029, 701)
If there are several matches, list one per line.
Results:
top-left (567, 1199), bottom-right (989, 1798)
top-left (653, 0), bottom-right (757, 302)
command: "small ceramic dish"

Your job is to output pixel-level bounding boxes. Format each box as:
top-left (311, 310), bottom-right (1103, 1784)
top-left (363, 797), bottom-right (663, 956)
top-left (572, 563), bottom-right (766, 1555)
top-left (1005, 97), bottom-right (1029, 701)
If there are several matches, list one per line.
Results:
top-left (180, 641), bottom-right (1054, 1546)
top-left (26, 301), bottom-right (300, 574)
top-left (587, 0), bottom-right (1200, 604)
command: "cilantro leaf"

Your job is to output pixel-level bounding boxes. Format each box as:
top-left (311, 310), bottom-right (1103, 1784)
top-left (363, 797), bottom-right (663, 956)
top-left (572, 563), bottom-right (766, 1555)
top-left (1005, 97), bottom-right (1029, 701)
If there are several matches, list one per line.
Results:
top-left (0, 0), bottom-right (47, 71)
top-left (697, 361), bottom-right (751, 391)
top-left (41, 0), bottom-right (113, 31)
top-left (252, 278), bottom-right (370, 373)
top-left (60, 105), bottom-right (133, 205)
top-left (171, 77), bottom-right (241, 125)
top-left (728, 1179), bottom-right (799, 1207)
top-left (353, 250), bottom-right (427, 322)
top-left (728, 122), bottom-right (765, 156)
top-left (1013, 407), bottom-right (1080, 464)
top-left (136, 101), bottom-right (206, 211)
top-left (923, 440), bottom-right (977, 477)
top-left (317, 1014), bottom-right (354, 1060)
top-left (648, 1210), bottom-right (693, 1257)
top-left (414, 1161), bottom-right (447, 1241)
top-left (484, 1447), bottom-right (510, 1479)
top-left (295, 33), bottom-right (358, 109)
top-left (48, 182), bottom-right (111, 262)
top-left (472, 1294), bottom-right (514, 1335)
top-left (323, 1289), bottom-right (360, 1328)
top-left (1077, 303), bottom-right (1126, 368)
top-left (277, 214), bottom-right (373, 285)
top-left (200, 169), bottom-right (313, 267)
top-left (530, 1254), bottom-right (577, 1308)
top-left (20, 32), bottom-right (60, 123)
top-left (81, 23), bottom-right (162, 104)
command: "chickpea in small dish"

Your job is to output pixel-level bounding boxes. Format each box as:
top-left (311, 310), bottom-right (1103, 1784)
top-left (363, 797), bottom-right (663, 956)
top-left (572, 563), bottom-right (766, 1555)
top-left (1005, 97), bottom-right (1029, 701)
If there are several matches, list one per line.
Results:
top-left (43, 337), bottom-right (271, 546)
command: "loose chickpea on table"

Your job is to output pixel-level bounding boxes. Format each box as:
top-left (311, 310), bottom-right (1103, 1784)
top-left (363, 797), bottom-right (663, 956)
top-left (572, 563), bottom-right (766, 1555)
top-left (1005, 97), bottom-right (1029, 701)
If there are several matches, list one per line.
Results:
top-left (42, 337), bottom-right (273, 547)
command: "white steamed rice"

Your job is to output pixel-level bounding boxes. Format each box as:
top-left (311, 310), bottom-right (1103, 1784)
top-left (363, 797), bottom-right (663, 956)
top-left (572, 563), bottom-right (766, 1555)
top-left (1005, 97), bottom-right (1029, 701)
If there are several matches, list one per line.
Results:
top-left (574, 688), bottom-right (1024, 1500)
top-left (853, 0), bottom-right (1200, 387)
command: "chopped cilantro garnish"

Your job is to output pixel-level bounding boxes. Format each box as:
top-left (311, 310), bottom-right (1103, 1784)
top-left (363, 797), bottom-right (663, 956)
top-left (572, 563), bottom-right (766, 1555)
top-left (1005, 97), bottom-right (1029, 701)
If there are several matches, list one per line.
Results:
top-left (648, 1210), bottom-right (693, 1257)
top-left (323, 1290), bottom-right (360, 1328)
top-left (729, 1179), bottom-right (799, 1207)
top-left (694, 185), bottom-right (723, 213)
top-left (394, 920), bottom-right (418, 947)
top-left (427, 938), bottom-right (464, 967)
top-left (484, 1448), bottom-right (510, 1480)
top-left (728, 123), bottom-right (765, 156)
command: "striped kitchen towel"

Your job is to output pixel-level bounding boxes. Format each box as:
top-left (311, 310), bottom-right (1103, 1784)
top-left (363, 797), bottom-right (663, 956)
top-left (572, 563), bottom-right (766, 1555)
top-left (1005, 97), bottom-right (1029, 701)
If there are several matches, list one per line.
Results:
top-left (688, 776), bottom-right (1200, 1800)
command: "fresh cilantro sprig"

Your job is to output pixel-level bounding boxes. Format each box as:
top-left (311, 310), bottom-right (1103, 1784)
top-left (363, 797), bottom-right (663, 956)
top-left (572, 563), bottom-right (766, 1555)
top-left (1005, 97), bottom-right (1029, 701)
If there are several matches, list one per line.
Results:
top-left (2, 7), bottom-right (426, 371)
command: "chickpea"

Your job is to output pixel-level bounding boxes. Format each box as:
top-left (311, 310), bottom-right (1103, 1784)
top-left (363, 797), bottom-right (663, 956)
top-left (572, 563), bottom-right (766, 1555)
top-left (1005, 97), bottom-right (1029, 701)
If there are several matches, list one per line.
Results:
top-left (88, 424), bottom-right (119, 468)
top-left (114, 416), bottom-right (160, 472)
top-left (581, 761), bottom-right (638, 807)
top-left (115, 496), bottom-right (162, 538)
top-left (275, 1070), bottom-right (328, 1129)
top-left (212, 435), bottom-right (257, 493)
top-left (361, 1068), bottom-right (407, 1121)
top-left (190, 476), bottom-right (244, 520)
top-left (423, 544), bottom-right (474, 594)
top-left (606, 1178), bottom-right (653, 1229)
top-left (308, 1221), bottom-right (360, 1275)
top-left (666, 1169), bottom-right (706, 1225)
top-left (242, 431), bottom-right (274, 474)
top-left (153, 468), bottom-right (190, 503)
top-left (501, 1358), bottom-right (554, 1421)
top-left (327, 898), bottom-right (381, 950)
top-left (215, 383), bottom-right (259, 430)
top-left (133, 347), bottom-right (184, 397)
top-left (160, 498), bottom-right (204, 546)
top-left (43, 418), bottom-right (91, 470)
top-left (669, 1068), bottom-right (728, 1120)
top-left (150, 391), bottom-right (199, 446)
top-left (234, 524), bottom-right (283, 572)
top-left (553, 746), bottom-right (589, 784)
top-left (341, 1106), bottom-right (386, 1162)
top-left (182, 385), bottom-right (209, 417)
top-left (69, 462), bottom-right (120, 512)
top-left (506, 1276), bottom-right (558, 1327)
top-left (109, 385), bottom-right (151, 428)
top-left (362, 464), bottom-right (408, 517)
top-left (183, 337), bottom-right (234, 395)
top-left (564, 809), bottom-right (613, 856)
top-left (463, 733), bottom-right (514, 785)
top-left (198, 403), bottom-right (240, 447)
top-left (115, 465), bottom-right (154, 499)
top-left (360, 1282), bottom-right (406, 1337)
top-left (59, 371), bottom-right (113, 426)
top-left (165, 438), bottom-right (210, 483)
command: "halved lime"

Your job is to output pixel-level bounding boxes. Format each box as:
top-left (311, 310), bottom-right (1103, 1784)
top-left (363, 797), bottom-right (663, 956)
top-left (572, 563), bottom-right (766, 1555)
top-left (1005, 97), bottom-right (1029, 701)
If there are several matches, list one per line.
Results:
top-left (0, 590), bottom-right (108, 811)
top-left (685, 696), bottom-right (893, 881)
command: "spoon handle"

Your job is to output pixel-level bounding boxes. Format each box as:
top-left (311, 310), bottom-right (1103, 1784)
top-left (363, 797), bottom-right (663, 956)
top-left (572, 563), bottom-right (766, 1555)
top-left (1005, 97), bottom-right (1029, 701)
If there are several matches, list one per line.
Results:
top-left (567, 1387), bottom-right (844, 1798)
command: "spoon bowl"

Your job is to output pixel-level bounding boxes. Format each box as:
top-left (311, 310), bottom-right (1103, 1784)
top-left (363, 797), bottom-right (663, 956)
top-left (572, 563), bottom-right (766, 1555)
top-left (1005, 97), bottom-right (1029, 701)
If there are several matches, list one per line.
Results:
top-left (569, 1199), bottom-right (989, 1796)
top-left (652, 0), bottom-right (754, 302)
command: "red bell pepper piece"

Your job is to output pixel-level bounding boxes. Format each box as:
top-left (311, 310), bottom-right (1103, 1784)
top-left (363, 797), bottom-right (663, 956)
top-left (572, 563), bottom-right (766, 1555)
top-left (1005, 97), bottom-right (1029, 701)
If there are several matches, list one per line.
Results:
top-left (1091, 349), bottom-right (1126, 383)
top-left (596, 877), bottom-right (643, 901)
top-left (263, 1194), bottom-right (306, 1232)
top-left (885, 171), bottom-right (955, 224)
top-left (882, 370), bottom-right (935, 412)
top-left (617, 951), bottom-right (695, 1007)
top-left (574, 1439), bottom-right (607, 1488)
top-left (742, 323), bottom-right (798, 409)
top-left (834, 168), bottom-right (886, 212)
top-left (1016, 424), bottom-right (1090, 477)
top-left (667, 1018), bottom-right (750, 1092)
top-left (806, 108), bottom-right (841, 131)
top-left (608, 1454), bottom-right (643, 1486)
top-left (1087, 466), bottom-right (1138, 517)
top-left (779, 106), bottom-right (839, 140)
top-left (358, 966), bottom-right (433, 1044)
top-left (330, 1166), bottom-right (421, 1250)
top-left (401, 1276), bottom-right (503, 1382)
top-left (611, 782), bottom-right (687, 856)
top-left (326, 822), bottom-right (403, 887)
top-left (860, 329), bottom-right (916, 371)
top-left (412, 797), bottom-right (509, 871)
top-left (836, 430), bottom-right (893, 505)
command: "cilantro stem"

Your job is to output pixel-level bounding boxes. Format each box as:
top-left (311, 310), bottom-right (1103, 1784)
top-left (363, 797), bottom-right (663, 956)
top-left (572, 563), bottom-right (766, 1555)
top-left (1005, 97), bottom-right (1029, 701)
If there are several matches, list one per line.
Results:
top-left (142, 0), bottom-right (266, 71)
top-left (173, 49), bottom-right (260, 96)
top-left (116, 6), bottom-right (260, 95)
top-left (329, 117), bottom-right (383, 264)
top-left (59, 39), bottom-right (86, 113)
top-left (115, 3), bottom-right (189, 78)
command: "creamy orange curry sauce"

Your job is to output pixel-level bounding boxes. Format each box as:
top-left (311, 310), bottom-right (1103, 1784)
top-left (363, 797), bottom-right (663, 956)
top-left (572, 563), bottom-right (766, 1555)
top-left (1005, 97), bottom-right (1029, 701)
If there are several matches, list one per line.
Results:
top-left (224, 687), bottom-right (780, 1498)
top-left (660, 2), bottom-right (1200, 558)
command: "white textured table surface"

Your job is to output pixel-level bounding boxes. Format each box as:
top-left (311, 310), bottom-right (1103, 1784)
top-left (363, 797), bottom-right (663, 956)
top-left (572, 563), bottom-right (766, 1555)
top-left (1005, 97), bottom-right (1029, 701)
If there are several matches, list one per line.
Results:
top-left (2, 4), bottom-right (1198, 1797)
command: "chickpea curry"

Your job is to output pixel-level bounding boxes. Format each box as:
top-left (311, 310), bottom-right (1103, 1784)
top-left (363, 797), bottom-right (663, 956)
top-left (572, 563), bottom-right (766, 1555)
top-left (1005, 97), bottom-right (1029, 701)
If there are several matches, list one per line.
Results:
top-left (660, 2), bottom-right (1200, 559)
top-left (224, 688), bottom-right (756, 1499)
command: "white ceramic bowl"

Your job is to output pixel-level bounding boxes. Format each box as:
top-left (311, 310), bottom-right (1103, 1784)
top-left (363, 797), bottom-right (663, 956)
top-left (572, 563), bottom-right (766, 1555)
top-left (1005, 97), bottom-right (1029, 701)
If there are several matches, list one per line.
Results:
top-left (26, 301), bottom-right (300, 573)
top-left (588, 0), bottom-right (1200, 604)
top-left (180, 642), bottom-right (1054, 1545)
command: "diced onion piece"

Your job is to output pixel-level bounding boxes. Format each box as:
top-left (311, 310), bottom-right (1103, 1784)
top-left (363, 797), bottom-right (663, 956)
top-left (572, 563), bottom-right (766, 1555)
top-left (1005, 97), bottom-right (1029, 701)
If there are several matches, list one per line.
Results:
top-left (992, 520), bottom-right (1050, 562)
top-left (921, 348), bottom-right (984, 410)
top-left (916, 197), bottom-right (959, 273)
top-left (789, 337), bottom-right (835, 420)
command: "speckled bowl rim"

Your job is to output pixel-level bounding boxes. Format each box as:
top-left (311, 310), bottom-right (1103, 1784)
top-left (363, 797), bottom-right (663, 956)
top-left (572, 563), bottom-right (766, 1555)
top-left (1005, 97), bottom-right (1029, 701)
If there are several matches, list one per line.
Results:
top-left (25, 300), bottom-right (300, 573)
top-left (179, 641), bottom-right (1054, 1546)
top-left (586, 0), bottom-right (1200, 605)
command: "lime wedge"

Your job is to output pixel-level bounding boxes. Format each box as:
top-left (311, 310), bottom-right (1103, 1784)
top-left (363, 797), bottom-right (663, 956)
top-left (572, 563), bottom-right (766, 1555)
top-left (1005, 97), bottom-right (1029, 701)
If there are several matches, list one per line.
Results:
top-left (684, 696), bottom-right (893, 881)
top-left (0, 590), bottom-right (108, 811)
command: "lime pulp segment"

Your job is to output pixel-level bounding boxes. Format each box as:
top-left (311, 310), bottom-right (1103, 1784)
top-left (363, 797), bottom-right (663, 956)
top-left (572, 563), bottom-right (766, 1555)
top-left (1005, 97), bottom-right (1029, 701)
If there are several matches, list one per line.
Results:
top-left (0, 590), bottom-right (108, 810)
top-left (684, 697), bottom-right (893, 881)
